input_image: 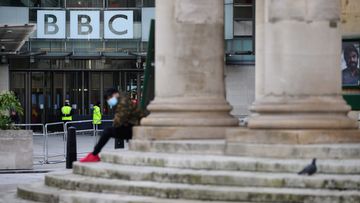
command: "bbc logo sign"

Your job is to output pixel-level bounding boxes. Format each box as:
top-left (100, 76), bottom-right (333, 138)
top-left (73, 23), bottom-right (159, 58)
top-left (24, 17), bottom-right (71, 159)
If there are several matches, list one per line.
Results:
top-left (37, 10), bottom-right (133, 39)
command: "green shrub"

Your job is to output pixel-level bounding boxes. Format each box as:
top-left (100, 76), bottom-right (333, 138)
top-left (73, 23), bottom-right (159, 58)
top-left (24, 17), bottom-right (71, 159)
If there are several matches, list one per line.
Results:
top-left (0, 91), bottom-right (23, 130)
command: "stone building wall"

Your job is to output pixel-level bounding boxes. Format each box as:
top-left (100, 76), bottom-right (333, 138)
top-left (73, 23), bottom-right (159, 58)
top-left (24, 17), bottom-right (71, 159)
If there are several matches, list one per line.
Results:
top-left (341, 0), bottom-right (360, 37)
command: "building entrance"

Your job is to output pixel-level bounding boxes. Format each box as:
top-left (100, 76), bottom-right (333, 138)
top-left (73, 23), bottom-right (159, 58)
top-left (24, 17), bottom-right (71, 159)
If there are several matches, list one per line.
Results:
top-left (10, 70), bottom-right (143, 124)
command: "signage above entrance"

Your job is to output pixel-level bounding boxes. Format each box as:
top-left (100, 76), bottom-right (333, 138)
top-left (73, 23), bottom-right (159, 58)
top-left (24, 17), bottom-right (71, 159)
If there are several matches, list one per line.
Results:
top-left (37, 10), bottom-right (133, 39)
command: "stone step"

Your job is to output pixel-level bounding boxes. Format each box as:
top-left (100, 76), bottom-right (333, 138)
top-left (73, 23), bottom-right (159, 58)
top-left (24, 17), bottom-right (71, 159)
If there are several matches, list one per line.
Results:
top-left (129, 140), bottom-right (226, 155)
top-left (43, 172), bottom-right (360, 202)
top-left (72, 162), bottom-right (360, 190)
top-left (130, 140), bottom-right (360, 159)
top-left (17, 183), bottom-right (257, 203)
top-left (226, 143), bottom-right (360, 159)
top-left (0, 193), bottom-right (37, 203)
top-left (100, 151), bottom-right (360, 174)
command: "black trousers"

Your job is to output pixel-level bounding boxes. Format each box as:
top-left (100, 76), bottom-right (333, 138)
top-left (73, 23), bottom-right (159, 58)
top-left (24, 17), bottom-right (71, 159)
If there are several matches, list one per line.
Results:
top-left (92, 125), bottom-right (133, 155)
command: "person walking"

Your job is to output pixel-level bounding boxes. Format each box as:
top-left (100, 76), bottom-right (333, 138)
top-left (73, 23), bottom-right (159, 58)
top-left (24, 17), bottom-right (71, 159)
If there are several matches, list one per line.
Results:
top-left (80, 88), bottom-right (143, 162)
top-left (61, 100), bottom-right (73, 122)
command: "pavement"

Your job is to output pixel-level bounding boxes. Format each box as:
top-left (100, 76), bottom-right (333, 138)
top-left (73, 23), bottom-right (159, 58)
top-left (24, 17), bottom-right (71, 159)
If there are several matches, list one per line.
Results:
top-left (0, 133), bottom-right (126, 201)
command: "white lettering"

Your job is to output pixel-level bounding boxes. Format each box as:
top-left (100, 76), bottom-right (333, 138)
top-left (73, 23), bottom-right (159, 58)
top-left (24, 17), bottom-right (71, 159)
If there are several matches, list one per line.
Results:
top-left (104, 10), bottom-right (133, 39)
top-left (36, 10), bottom-right (134, 39)
top-left (37, 10), bottom-right (66, 39)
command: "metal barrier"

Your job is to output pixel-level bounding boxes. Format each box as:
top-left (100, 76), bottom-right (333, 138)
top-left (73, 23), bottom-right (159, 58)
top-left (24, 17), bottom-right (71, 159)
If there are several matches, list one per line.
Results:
top-left (44, 122), bottom-right (66, 164)
top-left (64, 119), bottom-right (113, 155)
top-left (64, 120), bottom-right (94, 156)
top-left (12, 119), bottom-right (114, 165)
top-left (11, 123), bottom-right (46, 164)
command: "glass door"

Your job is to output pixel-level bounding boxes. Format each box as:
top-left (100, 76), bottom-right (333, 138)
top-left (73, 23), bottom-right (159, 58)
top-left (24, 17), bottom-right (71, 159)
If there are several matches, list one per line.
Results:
top-left (89, 72), bottom-right (101, 113)
top-left (52, 72), bottom-right (64, 122)
top-left (65, 72), bottom-right (81, 116)
top-left (31, 72), bottom-right (45, 124)
top-left (10, 72), bottom-right (28, 124)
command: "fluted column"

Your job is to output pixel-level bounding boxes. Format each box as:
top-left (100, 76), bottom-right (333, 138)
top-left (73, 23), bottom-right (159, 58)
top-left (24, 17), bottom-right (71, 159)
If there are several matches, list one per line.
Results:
top-left (135, 0), bottom-right (238, 140)
top-left (248, 0), bottom-right (358, 129)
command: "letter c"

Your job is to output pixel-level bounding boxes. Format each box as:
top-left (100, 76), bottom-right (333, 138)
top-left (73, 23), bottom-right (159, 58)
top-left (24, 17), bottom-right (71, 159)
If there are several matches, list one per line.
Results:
top-left (109, 14), bottom-right (128, 35)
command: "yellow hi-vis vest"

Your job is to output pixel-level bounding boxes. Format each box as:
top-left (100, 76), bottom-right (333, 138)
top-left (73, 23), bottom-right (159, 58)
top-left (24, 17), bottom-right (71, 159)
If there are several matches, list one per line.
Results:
top-left (61, 106), bottom-right (72, 121)
top-left (92, 105), bottom-right (102, 125)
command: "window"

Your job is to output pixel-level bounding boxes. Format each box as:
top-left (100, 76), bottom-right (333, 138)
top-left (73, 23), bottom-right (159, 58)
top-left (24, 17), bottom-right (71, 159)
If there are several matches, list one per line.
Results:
top-left (107, 0), bottom-right (141, 8)
top-left (32, 0), bottom-right (63, 7)
top-left (225, 0), bottom-right (255, 64)
top-left (233, 0), bottom-right (254, 37)
top-left (0, 0), bottom-right (30, 7)
top-left (1, 0), bottom-right (64, 7)
top-left (66, 0), bottom-right (103, 8)
top-left (142, 0), bottom-right (154, 7)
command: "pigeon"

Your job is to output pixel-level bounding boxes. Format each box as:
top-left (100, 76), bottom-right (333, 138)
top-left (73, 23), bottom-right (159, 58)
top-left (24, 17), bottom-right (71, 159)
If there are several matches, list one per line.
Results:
top-left (298, 158), bottom-right (317, 176)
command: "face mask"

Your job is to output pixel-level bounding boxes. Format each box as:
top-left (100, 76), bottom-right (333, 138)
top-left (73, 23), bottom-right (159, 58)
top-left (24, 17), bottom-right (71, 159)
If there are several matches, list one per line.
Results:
top-left (107, 97), bottom-right (118, 108)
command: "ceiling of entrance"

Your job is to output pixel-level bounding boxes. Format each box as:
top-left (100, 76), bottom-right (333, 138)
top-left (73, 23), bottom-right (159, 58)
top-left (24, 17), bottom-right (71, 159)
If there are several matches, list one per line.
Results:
top-left (0, 24), bottom-right (35, 54)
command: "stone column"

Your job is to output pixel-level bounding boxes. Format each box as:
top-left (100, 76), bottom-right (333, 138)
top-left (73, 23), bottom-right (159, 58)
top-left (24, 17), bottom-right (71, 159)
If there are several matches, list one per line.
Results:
top-left (255, 0), bottom-right (265, 99)
top-left (134, 0), bottom-right (238, 140)
top-left (0, 63), bottom-right (9, 92)
top-left (248, 0), bottom-right (358, 129)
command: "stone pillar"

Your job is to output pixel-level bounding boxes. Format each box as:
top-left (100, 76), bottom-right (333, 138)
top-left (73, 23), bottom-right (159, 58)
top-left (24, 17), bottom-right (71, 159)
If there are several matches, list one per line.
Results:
top-left (0, 63), bottom-right (9, 92)
top-left (135, 0), bottom-right (238, 140)
top-left (248, 0), bottom-right (358, 129)
top-left (255, 0), bottom-right (265, 99)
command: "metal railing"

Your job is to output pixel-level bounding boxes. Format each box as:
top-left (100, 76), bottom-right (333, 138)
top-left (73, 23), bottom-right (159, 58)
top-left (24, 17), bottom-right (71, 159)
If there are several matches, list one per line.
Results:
top-left (64, 119), bottom-right (114, 158)
top-left (44, 122), bottom-right (66, 164)
top-left (12, 119), bottom-right (114, 165)
top-left (64, 120), bottom-right (94, 157)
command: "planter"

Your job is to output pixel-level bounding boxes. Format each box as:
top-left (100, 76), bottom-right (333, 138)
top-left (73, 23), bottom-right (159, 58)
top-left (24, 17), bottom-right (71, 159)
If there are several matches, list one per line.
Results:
top-left (0, 130), bottom-right (33, 170)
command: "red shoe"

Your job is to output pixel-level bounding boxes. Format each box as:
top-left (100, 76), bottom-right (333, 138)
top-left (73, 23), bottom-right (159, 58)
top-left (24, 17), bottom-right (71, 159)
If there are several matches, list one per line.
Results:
top-left (79, 153), bottom-right (100, 162)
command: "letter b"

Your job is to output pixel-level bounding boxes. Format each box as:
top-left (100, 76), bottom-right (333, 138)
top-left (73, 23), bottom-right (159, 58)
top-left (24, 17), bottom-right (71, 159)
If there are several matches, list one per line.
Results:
top-left (78, 15), bottom-right (93, 35)
top-left (70, 10), bottom-right (100, 39)
top-left (45, 14), bottom-right (59, 35)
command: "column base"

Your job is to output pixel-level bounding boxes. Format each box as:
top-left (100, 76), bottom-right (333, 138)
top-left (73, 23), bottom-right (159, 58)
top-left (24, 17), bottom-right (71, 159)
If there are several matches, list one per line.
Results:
top-left (226, 128), bottom-right (360, 144)
top-left (248, 114), bottom-right (359, 129)
top-left (141, 97), bottom-right (239, 127)
top-left (248, 96), bottom-right (358, 129)
top-left (133, 126), bottom-right (235, 140)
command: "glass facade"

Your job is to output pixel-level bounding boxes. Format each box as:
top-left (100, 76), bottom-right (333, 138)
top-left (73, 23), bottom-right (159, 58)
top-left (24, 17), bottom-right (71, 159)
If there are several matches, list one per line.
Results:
top-left (225, 0), bottom-right (255, 64)
top-left (4, 0), bottom-right (254, 123)
top-left (9, 66), bottom-right (144, 123)
top-left (0, 0), bottom-right (154, 8)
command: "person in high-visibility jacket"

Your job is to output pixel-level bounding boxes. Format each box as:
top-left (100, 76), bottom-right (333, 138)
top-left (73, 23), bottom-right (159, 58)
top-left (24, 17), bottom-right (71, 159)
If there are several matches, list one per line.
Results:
top-left (92, 101), bottom-right (102, 125)
top-left (61, 100), bottom-right (73, 121)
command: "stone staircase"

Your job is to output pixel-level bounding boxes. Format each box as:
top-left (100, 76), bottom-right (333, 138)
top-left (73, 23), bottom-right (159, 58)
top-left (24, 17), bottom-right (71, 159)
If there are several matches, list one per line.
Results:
top-left (16, 140), bottom-right (360, 203)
